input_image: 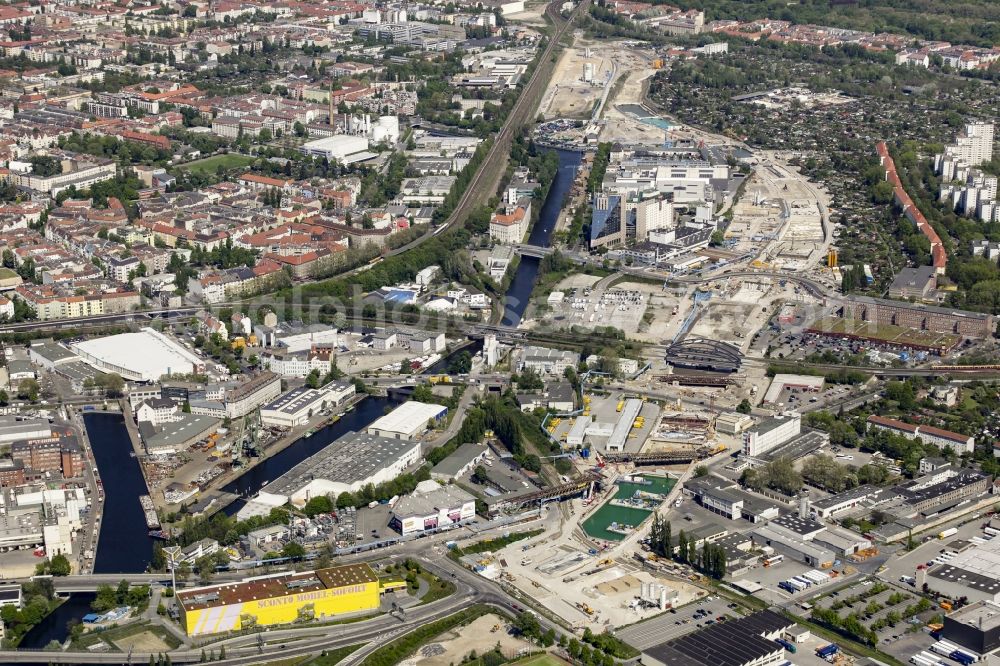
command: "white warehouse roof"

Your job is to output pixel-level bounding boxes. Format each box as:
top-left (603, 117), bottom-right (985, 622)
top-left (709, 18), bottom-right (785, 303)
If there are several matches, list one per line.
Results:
top-left (763, 373), bottom-right (825, 404)
top-left (367, 401), bottom-right (447, 439)
top-left (72, 328), bottom-right (203, 382)
top-left (300, 134), bottom-right (369, 160)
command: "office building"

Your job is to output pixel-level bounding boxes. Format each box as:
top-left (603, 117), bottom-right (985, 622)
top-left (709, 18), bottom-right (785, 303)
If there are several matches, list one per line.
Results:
top-left (842, 296), bottom-right (994, 338)
top-left (590, 194), bottom-right (625, 248)
top-left (742, 415), bottom-right (801, 457)
top-left (10, 432), bottom-right (84, 479)
top-left (223, 372), bottom-right (282, 419)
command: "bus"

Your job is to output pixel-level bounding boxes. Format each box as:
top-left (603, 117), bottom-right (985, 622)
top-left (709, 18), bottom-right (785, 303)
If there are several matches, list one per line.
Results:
top-left (763, 555), bottom-right (784, 567)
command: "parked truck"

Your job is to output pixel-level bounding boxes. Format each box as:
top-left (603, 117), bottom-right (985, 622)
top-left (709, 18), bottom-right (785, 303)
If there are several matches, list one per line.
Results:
top-left (775, 638), bottom-right (797, 653)
top-left (816, 644), bottom-right (839, 659)
top-left (938, 528), bottom-right (959, 540)
top-left (787, 579), bottom-right (808, 592)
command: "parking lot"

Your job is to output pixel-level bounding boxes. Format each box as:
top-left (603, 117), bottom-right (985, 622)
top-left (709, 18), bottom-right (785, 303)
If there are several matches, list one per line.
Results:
top-left (617, 596), bottom-right (737, 650)
top-left (811, 578), bottom-right (934, 646)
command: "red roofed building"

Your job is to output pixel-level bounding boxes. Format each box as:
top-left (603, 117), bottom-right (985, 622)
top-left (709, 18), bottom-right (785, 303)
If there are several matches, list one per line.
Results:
top-left (867, 415), bottom-right (973, 454)
top-left (120, 130), bottom-right (172, 151)
top-left (238, 173), bottom-right (293, 192)
top-left (264, 247), bottom-right (346, 279)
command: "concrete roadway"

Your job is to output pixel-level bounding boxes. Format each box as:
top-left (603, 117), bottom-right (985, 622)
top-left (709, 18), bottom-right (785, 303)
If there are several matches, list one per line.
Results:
top-left (2, 555), bottom-right (557, 665)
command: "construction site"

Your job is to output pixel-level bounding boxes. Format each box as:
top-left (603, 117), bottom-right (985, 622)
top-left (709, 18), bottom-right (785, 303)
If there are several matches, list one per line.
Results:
top-left (722, 153), bottom-right (833, 272)
top-left (539, 38), bottom-right (617, 119)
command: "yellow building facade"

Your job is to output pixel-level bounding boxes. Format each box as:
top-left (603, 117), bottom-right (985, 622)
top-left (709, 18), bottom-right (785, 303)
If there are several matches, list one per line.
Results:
top-left (177, 564), bottom-right (381, 636)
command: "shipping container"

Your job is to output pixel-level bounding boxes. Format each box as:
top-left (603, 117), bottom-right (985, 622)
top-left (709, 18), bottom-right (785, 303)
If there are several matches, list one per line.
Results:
top-left (803, 570), bottom-right (829, 584)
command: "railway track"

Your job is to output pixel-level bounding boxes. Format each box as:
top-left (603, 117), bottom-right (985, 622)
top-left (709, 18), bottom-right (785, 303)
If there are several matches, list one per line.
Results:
top-left (386, 0), bottom-right (585, 257)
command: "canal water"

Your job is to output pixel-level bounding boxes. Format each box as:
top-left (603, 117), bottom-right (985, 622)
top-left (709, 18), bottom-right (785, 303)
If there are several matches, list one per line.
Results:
top-left (17, 593), bottom-right (96, 651)
top-left (20, 397), bottom-right (394, 649)
top-left (501, 149), bottom-right (582, 327)
top-left (423, 339), bottom-right (484, 375)
top-left (21, 411), bottom-right (150, 650)
top-left (87, 412), bottom-right (157, 574)
top-left (581, 475), bottom-right (677, 542)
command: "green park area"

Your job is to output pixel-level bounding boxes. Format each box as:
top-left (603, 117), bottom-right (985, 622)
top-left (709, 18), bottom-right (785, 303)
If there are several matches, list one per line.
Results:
top-left (177, 154), bottom-right (255, 177)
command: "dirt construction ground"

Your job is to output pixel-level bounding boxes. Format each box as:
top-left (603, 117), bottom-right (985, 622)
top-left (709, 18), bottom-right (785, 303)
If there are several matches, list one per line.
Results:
top-left (542, 36), bottom-right (615, 118)
top-left (401, 613), bottom-right (535, 665)
top-left (112, 630), bottom-right (172, 653)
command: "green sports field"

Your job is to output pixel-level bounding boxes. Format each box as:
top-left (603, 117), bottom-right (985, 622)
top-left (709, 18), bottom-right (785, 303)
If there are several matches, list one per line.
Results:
top-left (176, 153), bottom-right (254, 176)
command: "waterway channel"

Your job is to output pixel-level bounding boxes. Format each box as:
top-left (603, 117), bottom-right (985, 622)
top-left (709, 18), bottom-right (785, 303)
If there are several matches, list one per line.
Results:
top-left (20, 397), bottom-right (395, 649)
top-left (17, 593), bottom-right (96, 651)
top-left (501, 149), bottom-right (582, 327)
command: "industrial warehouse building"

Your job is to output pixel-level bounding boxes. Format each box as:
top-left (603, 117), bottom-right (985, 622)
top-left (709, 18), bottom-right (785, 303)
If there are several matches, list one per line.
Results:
top-left (941, 601), bottom-right (1000, 656)
top-left (366, 401), bottom-right (447, 440)
top-left (259, 382), bottom-right (355, 428)
top-left (0, 417), bottom-right (52, 445)
top-left (176, 564), bottom-right (381, 636)
top-left (430, 443), bottom-right (490, 481)
top-left (299, 135), bottom-right (370, 162)
top-left (267, 431), bottom-right (421, 506)
top-left (643, 609), bottom-right (794, 666)
top-left (138, 414), bottom-right (219, 455)
top-left (390, 483), bottom-right (476, 535)
top-left (71, 328), bottom-right (205, 382)
top-left (920, 536), bottom-right (1000, 604)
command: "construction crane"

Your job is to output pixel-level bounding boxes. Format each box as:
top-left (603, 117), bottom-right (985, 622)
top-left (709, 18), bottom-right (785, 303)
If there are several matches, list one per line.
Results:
top-left (232, 407), bottom-right (262, 467)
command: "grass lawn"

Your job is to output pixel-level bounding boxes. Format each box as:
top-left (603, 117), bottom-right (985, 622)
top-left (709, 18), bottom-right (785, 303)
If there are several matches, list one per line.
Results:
top-left (72, 620), bottom-right (182, 652)
top-left (304, 643), bottom-right (365, 665)
top-left (511, 655), bottom-right (572, 666)
top-left (416, 571), bottom-right (456, 606)
top-left (176, 153), bottom-right (254, 177)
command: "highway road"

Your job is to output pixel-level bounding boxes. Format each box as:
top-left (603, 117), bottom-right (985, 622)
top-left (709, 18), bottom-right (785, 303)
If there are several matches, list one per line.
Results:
top-left (3, 550), bottom-right (567, 665)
